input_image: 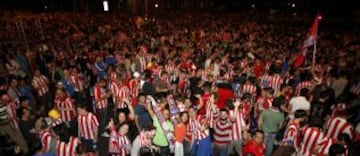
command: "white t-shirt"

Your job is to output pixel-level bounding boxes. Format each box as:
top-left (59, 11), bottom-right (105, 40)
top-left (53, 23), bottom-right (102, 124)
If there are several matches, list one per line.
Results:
top-left (289, 96), bottom-right (310, 118)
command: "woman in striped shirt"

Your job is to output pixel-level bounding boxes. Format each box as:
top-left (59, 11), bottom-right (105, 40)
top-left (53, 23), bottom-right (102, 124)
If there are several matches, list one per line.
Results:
top-left (108, 119), bottom-right (131, 156)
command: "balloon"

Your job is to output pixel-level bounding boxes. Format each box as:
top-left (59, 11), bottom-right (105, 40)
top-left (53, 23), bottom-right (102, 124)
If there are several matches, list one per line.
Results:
top-left (48, 109), bottom-right (60, 120)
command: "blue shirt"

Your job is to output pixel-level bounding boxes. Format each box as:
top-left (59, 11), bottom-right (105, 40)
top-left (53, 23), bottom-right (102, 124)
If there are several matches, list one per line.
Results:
top-left (95, 61), bottom-right (107, 78)
top-left (18, 86), bottom-right (35, 104)
top-left (105, 56), bottom-right (117, 65)
top-left (134, 104), bottom-right (152, 130)
top-left (60, 78), bottom-right (75, 96)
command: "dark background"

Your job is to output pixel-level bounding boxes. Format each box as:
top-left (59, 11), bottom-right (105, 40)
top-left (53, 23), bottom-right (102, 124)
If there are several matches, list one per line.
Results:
top-left (0, 0), bottom-right (359, 17)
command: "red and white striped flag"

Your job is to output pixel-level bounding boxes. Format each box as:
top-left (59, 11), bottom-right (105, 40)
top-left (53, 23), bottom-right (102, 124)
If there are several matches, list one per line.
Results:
top-left (294, 14), bottom-right (322, 68)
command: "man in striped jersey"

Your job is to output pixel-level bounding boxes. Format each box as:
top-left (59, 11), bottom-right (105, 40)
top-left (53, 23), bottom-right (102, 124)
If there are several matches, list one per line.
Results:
top-left (52, 124), bottom-right (81, 156)
top-left (300, 118), bottom-right (333, 156)
top-left (212, 108), bottom-right (232, 156)
top-left (93, 79), bottom-right (111, 135)
top-left (324, 107), bottom-right (354, 140)
top-left (228, 99), bottom-right (248, 156)
top-left (77, 104), bottom-right (99, 152)
top-left (268, 72), bottom-right (283, 94)
top-left (32, 70), bottom-right (52, 111)
top-left (280, 109), bottom-right (307, 152)
top-left (54, 89), bottom-right (76, 129)
top-left (187, 94), bottom-right (211, 156)
top-left (0, 92), bottom-right (29, 154)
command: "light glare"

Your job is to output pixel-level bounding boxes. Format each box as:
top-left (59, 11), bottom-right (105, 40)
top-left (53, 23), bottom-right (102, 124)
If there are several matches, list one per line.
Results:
top-left (103, 1), bottom-right (109, 11)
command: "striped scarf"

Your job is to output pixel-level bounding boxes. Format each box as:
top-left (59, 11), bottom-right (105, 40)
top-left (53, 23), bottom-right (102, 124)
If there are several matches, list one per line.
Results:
top-left (148, 96), bottom-right (175, 152)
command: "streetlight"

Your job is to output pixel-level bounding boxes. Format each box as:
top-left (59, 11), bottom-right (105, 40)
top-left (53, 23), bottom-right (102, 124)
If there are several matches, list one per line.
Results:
top-left (103, 0), bottom-right (109, 11)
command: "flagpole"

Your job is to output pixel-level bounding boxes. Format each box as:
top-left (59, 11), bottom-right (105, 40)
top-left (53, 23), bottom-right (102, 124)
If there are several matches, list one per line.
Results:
top-left (312, 43), bottom-right (317, 66)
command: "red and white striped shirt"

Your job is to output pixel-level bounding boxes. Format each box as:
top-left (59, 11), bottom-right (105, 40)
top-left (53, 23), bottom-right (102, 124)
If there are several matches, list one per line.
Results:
top-left (109, 71), bottom-right (117, 82)
top-left (260, 74), bottom-right (271, 89)
top-left (324, 117), bottom-right (353, 139)
top-left (69, 74), bottom-right (84, 92)
top-left (165, 64), bottom-right (176, 73)
top-left (350, 82), bottom-right (360, 96)
top-left (32, 75), bottom-right (49, 96)
top-left (242, 84), bottom-right (257, 96)
top-left (139, 57), bottom-right (147, 72)
top-left (116, 85), bottom-right (130, 109)
top-left (300, 127), bottom-right (332, 156)
top-left (110, 81), bottom-right (119, 104)
top-left (108, 127), bottom-right (131, 156)
top-left (78, 113), bottom-right (99, 140)
top-left (281, 120), bottom-right (301, 151)
top-left (93, 85), bottom-right (108, 109)
top-left (129, 79), bottom-right (140, 99)
top-left (54, 97), bottom-right (76, 122)
top-left (56, 136), bottom-right (80, 156)
top-left (269, 74), bottom-right (283, 94)
top-left (213, 112), bottom-right (232, 145)
top-left (7, 100), bottom-right (18, 129)
top-left (296, 81), bottom-right (313, 93)
top-left (188, 115), bottom-right (209, 140)
top-left (229, 109), bottom-right (247, 140)
top-left (205, 101), bottom-right (215, 128)
top-left (40, 129), bottom-right (52, 153)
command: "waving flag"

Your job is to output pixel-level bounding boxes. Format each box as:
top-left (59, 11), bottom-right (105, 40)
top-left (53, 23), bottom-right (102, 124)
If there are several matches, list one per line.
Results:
top-left (294, 15), bottom-right (322, 68)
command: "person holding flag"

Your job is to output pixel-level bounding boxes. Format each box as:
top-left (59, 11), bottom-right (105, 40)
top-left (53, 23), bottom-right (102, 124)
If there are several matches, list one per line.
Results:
top-left (293, 14), bottom-right (322, 68)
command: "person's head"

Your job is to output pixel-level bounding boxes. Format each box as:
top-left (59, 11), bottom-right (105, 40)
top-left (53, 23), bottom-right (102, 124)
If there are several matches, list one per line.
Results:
top-left (328, 144), bottom-right (346, 156)
top-left (8, 76), bottom-right (18, 87)
top-left (337, 133), bottom-right (351, 146)
top-left (75, 144), bottom-right (89, 156)
top-left (264, 87), bottom-right (274, 97)
top-left (309, 117), bottom-right (323, 129)
top-left (17, 106), bottom-right (31, 119)
top-left (280, 84), bottom-right (290, 93)
top-left (180, 111), bottom-right (189, 123)
top-left (160, 71), bottom-right (168, 79)
top-left (19, 96), bottom-right (30, 107)
top-left (188, 107), bottom-right (197, 118)
top-left (137, 93), bottom-right (146, 104)
top-left (0, 93), bottom-right (11, 103)
top-left (299, 88), bottom-right (309, 97)
top-left (272, 96), bottom-right (285, 110)
top-left (203, 83), bottom-right (211, 92)
top-left (76, 104), bottom-right (88, 115)
top-left (34, 70), bottom-right (41, 77)
top-left (118, 123), bottom-right (129, 136)
top-left (294, 109), bottom-right (308, 124)
top-left (97, 79), bottom-right (106, 87)
top-left (163, 109), bottom-right (170, 120)
top-left (253, 130), bottom-right (264, 145)
top-left (143, 125), bottom-right (156, 139)
top-left (118, 112), bottom-right (127, 123)
top-left (184, 98), bottom-right (192, 108)
top-left (219, 109), bottom-right (229, 120)
top-left (271, 145), bottom-right (296, 156)
top-left (117, 77), bottom-right (124, 85)
top-left (55, 88), bottom-right (67, 99)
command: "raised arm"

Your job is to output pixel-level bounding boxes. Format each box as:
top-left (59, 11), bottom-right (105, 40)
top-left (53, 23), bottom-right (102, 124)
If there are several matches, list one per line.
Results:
top-left (195, 94), bottom-right (203, 110)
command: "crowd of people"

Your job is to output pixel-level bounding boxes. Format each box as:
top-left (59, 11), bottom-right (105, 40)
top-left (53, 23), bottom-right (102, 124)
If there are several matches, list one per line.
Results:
top-left (0, 10), bottom-right (360, 156)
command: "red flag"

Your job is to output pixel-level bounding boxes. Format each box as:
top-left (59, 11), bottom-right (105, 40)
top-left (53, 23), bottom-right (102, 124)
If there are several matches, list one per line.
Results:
top-left (293, 15), bottom-right (321, 68)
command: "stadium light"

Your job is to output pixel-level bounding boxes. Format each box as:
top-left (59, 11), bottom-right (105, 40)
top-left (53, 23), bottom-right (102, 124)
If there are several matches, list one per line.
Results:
top-left (103, 0), bottom-right (109, 11)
